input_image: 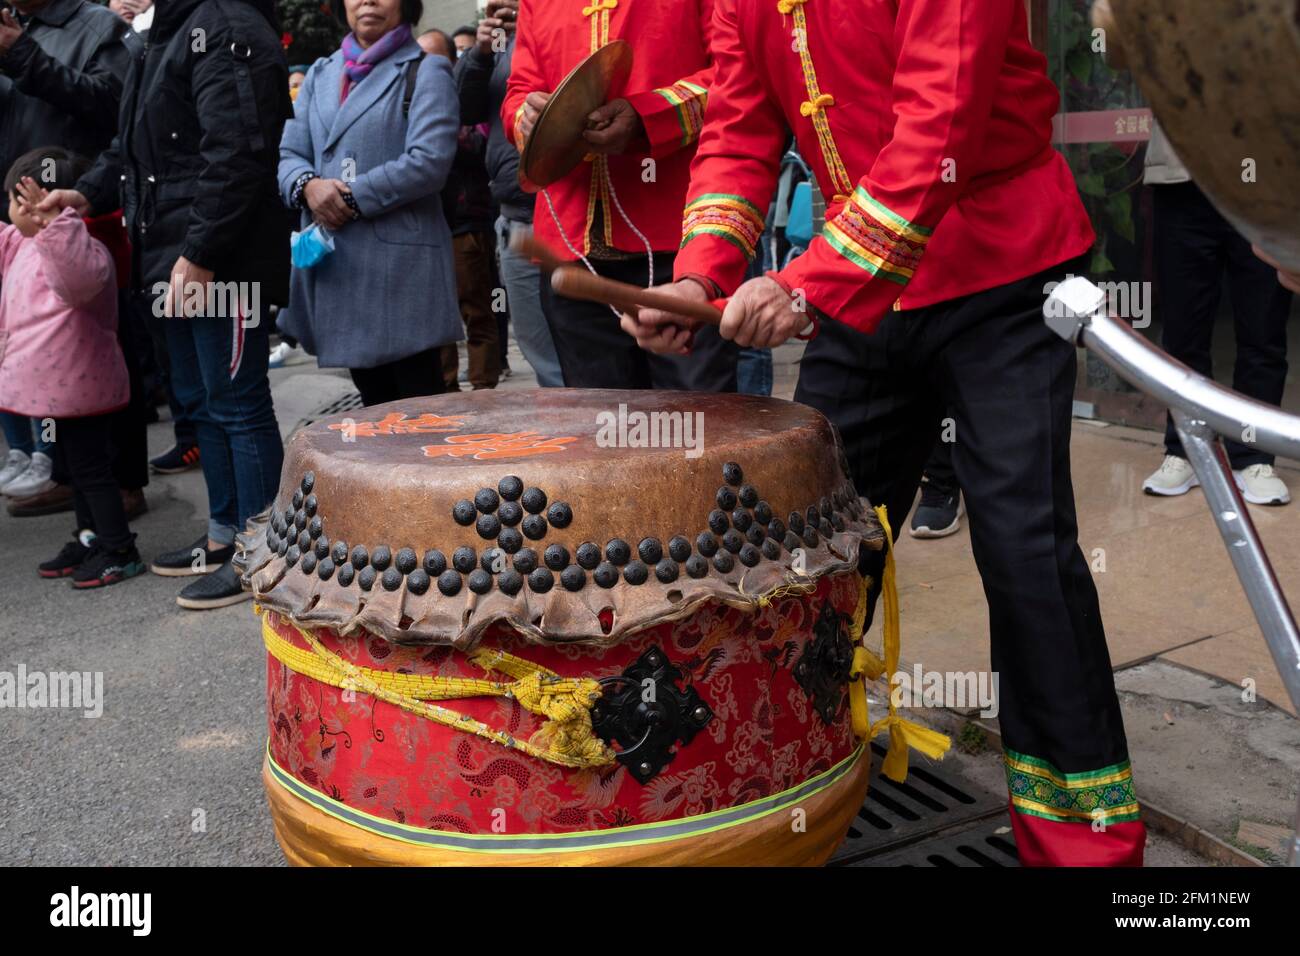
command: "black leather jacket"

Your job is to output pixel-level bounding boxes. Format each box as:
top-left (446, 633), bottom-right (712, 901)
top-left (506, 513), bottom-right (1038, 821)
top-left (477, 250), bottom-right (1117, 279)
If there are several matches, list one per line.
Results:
top-left (0, 0), bottom-right (128, 187)
top-left (455, 38), bottom-right (534, 224)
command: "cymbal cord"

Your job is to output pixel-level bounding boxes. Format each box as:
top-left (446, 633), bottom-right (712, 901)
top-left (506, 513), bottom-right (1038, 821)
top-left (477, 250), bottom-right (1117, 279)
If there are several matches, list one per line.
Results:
top-left (540, 186), bottom-right (619, 317)
top-left (603, 171), bottom-right (656, 289)
top-left (540, 173), bottom-right (657, 313)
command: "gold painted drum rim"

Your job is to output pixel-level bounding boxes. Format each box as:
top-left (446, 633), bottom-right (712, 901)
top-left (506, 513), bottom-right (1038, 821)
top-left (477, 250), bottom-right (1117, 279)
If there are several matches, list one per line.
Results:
top-left (263, 745), bottom-right (870, 866)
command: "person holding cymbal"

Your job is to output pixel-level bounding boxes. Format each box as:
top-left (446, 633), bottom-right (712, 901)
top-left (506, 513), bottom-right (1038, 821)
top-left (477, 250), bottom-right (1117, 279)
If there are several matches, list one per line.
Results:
top-left (503, 0), bottom-right (737, 392)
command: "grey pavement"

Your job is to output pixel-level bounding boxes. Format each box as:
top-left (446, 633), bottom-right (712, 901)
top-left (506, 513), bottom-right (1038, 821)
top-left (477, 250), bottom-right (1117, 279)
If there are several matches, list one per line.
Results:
top-left (0, 364), bottom-right (362, 865)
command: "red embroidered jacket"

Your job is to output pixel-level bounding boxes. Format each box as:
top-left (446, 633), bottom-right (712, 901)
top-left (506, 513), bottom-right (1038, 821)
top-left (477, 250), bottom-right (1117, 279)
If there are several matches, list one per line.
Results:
top-left (674, 0), bottom-right (1096, 333)
top-left (503, 0), bottom-right (714, 257)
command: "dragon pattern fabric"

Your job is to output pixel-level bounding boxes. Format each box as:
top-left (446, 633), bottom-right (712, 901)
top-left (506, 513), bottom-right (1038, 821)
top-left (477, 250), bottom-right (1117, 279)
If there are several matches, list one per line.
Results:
top-left (266, 574), bottom-right (861, 835)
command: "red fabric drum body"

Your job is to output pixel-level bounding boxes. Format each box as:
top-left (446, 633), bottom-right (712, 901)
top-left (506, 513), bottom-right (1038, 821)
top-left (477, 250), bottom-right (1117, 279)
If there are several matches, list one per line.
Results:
top-left (240, 390), bottom-right (884, 865)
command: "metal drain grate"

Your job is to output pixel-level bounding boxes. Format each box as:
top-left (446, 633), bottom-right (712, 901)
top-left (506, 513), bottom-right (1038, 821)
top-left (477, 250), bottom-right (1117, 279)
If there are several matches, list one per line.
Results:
top-left (291, 391), bottom-right (365, 433)
top-left (845, 822), bottom-right (1020, 867)
top-left (829, 741), bottom-right (1012, 866)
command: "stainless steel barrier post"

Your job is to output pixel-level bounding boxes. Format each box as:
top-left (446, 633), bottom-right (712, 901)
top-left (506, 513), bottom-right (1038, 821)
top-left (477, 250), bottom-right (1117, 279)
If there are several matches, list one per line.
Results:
top-left (1046, 276), bottom-right (1300, 866)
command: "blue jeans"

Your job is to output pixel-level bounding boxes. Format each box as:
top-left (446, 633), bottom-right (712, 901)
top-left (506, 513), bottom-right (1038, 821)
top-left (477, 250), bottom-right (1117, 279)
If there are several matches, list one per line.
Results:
top-left (496, 216), bottom-right (564, 387)
top-left (0, 412), bottom-right (52, 456)
top-left (737, 347), bottom-right (774, 397)
top-left (165, 312), bottom-right (283, 546)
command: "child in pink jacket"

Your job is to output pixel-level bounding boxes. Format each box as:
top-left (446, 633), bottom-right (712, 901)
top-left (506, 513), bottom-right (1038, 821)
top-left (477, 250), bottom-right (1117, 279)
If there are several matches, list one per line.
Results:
top-left (0, 147), bottom-right (144, 588)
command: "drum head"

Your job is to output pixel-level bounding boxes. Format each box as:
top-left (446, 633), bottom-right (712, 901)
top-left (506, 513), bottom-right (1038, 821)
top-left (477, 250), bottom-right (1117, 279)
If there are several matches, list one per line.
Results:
top-left (519, 40), bottom-right (633, 193)
top-left (238, 389), bottom-right (881, 647)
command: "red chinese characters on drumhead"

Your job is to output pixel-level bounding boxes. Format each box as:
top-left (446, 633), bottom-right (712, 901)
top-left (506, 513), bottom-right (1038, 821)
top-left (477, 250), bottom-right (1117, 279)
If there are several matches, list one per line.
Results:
top-left (422, 432), bottom-right (578, 460)
top-left (326, 412), bottom-right (467, 437)
top-left (322, 411), bottom-right (578, 460)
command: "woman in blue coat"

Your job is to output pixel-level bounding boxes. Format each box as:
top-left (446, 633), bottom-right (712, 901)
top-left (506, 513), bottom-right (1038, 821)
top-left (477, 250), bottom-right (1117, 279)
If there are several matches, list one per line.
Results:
top-left (278, 0), bottom-right (462, 405)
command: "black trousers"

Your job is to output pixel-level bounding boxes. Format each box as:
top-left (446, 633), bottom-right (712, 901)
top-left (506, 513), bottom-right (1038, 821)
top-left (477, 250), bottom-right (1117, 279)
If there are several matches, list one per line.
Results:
top-left (541, 252), bottom-right (739, 391)
top-left (1154, 182), bottom-right (1292, 468)
top-left (109, 289), bottom-right (150, 491)
top-left (350, 348), bottom-right (447, 407)
top-left (57, 414), bottom-right (133, 552)
top-left (49, 293), bottom-right (150, 493)
top-left (794, 257), bottom-right (1131, 777)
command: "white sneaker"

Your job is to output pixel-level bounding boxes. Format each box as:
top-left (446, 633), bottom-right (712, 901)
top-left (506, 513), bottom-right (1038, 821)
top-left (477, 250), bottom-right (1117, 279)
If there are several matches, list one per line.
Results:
top-left (1142, 455), bottom-right (1199, 496)
top-left (1, 450), bottom-right (53, 497)
top-left (1234, 463), bottom-right (1291, 506)
top-left (268, 342), bottom-right (309, 368)
top-left (0, 449), bottom-right (30, 488)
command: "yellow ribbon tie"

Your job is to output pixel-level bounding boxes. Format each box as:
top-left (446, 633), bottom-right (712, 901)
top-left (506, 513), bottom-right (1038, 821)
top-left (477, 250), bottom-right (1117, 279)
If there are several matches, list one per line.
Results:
top-left (777, 0), bottom-right (806, 12)
top-left (800, 93), bottom-right (835, 116)
top-left (848, 507), bottom-right (953, 782)
top-left (582, 0), bottom-right (617, 15)
top-left (848, 645), bottom-right (881, 740)
top-left (871, 714), bottom-right (955, 781)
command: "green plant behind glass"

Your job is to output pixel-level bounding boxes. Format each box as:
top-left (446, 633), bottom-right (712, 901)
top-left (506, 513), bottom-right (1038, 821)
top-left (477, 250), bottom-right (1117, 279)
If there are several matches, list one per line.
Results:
top-left (1048, 0), bottom-right (1146, 275)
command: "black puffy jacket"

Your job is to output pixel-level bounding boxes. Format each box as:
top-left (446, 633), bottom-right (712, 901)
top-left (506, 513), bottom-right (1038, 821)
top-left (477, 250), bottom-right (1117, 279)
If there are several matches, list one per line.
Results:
top-left (0, 0), bottom-right (128, 185)
top-left (454, 38), bottom-right (533, 224)
top-left (77, 0), bottom-right (292, 301)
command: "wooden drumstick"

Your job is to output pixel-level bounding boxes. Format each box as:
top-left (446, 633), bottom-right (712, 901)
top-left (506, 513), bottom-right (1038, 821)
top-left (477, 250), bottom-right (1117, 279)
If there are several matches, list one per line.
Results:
top-left (550, 266), bottom-right (724, 326)
top-left (510, 231), bottom-right (724, 325)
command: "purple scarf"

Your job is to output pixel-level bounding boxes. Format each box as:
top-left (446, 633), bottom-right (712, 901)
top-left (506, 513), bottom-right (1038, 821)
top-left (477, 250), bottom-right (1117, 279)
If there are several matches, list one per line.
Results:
top-left (339, 23), bottom-right (412, 103)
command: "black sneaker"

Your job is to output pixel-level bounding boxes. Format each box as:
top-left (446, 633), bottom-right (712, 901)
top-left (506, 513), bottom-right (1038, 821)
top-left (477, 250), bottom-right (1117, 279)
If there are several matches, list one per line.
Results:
top-left (39, 530), bottom-right (95, 578)
top-left (150, 443), bottom-right (201, 475)
top-left (909, 482), bottom-right (963, 539)
top-left (176, 562), bottom-right (252, 610)
top-left (150, 535), bottom-right (235, 577)
top-left (71, 543), bottom-right (145, 589)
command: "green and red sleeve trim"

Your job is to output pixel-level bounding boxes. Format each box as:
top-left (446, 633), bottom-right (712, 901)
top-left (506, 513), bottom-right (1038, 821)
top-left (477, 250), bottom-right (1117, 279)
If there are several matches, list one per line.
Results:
top-left (822, 184), bottom-right (933, 287)
top-left (627, 80), bottom-right (709, 157)
top-left (680, 192), bottom-right (765, 262)
top-left (775, 184), bottom-right (936, 334)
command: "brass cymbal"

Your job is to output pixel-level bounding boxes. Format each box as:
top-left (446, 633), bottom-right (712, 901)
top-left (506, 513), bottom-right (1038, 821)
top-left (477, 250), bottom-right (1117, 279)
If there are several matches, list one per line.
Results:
top-left (519, 40), bottom-right (633, 193)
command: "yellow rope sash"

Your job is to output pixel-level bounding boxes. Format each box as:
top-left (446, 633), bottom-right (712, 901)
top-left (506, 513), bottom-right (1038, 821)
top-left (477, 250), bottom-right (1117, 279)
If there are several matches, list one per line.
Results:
top-left (847, 507), bottom-right (952, 781)
top-left (779, 0), bottom-right (854, 203)
top-left (581, 0), bottom-right (618, 250)
top-left (259, 609), bottom-right (614, 769)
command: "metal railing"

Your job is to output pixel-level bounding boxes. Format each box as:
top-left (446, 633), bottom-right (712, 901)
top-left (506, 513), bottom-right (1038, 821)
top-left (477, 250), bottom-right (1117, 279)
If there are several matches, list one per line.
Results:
top-left (1045, 276), bottom-right (1300, 867)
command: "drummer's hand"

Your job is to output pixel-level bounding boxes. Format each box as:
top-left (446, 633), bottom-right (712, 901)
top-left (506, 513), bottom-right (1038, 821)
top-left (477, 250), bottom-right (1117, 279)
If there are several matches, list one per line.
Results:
top-left (1253, 244), bottom-right (1300, 294)
top-left (619, 278), bottom-right (710, 355)
top-left (720, 276), bottom-right (809, 349)
top-left (583, 99), bottom-right (644, 155)
top-left (518, 91), bottom-right (551, 142)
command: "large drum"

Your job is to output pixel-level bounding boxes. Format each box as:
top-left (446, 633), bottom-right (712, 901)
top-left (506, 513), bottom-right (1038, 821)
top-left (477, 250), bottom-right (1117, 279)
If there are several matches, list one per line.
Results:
top-left (240, 390), bottom-right (918, 866)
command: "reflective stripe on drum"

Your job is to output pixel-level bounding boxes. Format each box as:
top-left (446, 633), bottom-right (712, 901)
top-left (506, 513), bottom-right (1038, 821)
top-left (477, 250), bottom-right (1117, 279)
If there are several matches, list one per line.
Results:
top-left (266, 742), bottom-right (864, 854)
